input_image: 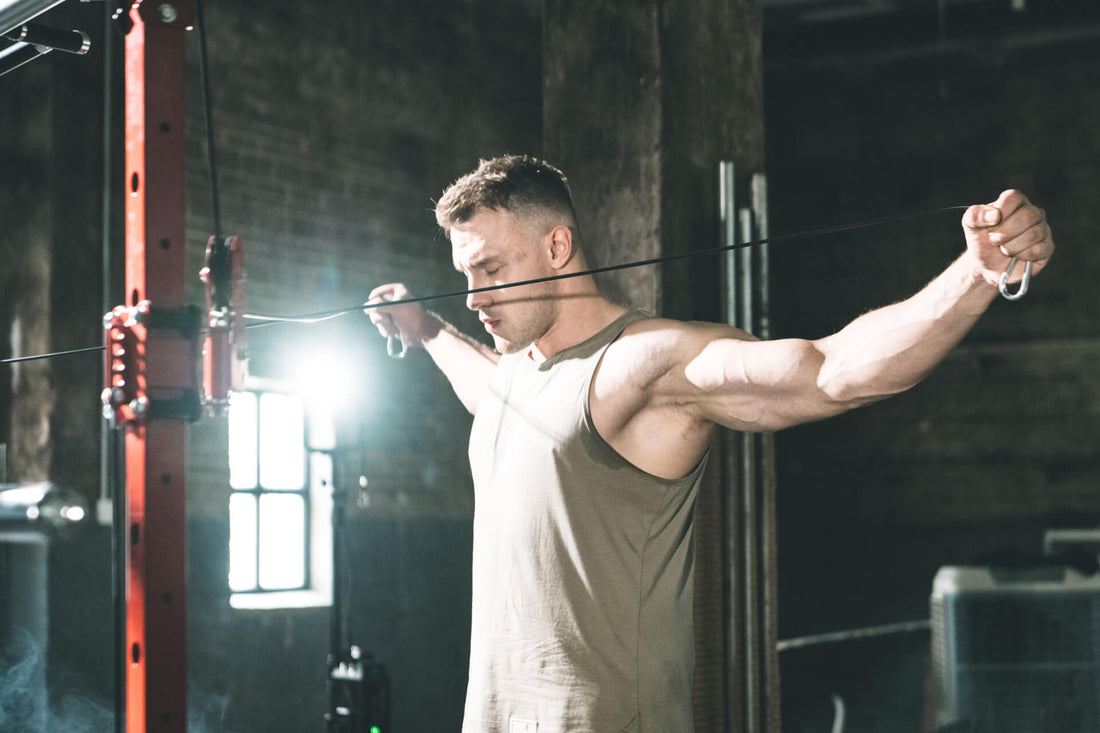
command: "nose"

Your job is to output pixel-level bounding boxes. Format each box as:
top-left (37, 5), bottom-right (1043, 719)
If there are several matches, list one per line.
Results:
top-left (466, 282), bottom-right (492, 312)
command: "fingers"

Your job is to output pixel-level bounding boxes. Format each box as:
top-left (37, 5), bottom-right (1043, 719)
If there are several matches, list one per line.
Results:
top-left (965, 189), bottom-right (1053, 263)
top-left (1000, 214), bottom-right (1053, 261)
top-left (363, 283), bottom-right (434, 349)
top-left (963, 189), bottom-right (1028, 230)
top-left (963, 202), bottom-right (1002, 229)
top-left (997, 202), bottom-right (1052, 263)
top-left (369, 313), bottom-right (399, 338)
top-left (363, 283), bottom-right (405, 336)
top-left (366, 283), bottom-right (406, 305)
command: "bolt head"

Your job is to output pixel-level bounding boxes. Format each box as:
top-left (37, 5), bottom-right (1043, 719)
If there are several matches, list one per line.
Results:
top-left (158, 4), bottom-right (178, 23)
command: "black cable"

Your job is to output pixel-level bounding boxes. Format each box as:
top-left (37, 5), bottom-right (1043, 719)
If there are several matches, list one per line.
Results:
top-left (194, 0), bottom-right (222, 239)
top-left (246, 204), bottom-right (971, 327)
top-left (1, 345), bottom-right (105, 364)
top-left (0, 204), bottom-right (971, 363)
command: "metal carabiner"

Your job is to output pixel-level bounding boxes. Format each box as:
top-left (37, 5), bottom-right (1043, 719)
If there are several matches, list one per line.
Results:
top-left (386, 333), bottom-right (406, 359)
top-left (998, 256), bottom-right (1032, 301)
top-left (377, 297), bottom-right (407, 359)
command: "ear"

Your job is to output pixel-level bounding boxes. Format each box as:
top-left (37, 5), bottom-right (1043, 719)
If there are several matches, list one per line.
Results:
top-left (546, 225), bottom-right (574, 269)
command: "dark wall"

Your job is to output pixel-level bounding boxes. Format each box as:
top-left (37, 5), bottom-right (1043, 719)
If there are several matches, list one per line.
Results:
top-left (765, 25), bottom-right (1100, 733)
top-left (179, 1), bottom-right (543, 729)
top-left (3, 1), bottom-right (540, 731)
top-left (6, 2), bottom-right (1099, 732)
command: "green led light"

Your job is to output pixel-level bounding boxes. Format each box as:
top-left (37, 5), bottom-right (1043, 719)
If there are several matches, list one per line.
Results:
top-left (370, 727), bottom-right (381, 733)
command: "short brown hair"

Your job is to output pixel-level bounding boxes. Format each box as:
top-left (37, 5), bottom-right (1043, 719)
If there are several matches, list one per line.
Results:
top-left (434, 155), bottom-right (579, 241)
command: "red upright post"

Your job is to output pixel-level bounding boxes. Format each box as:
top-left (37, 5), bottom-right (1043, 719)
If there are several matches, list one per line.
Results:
top-left (122, 2), bottom-right (196, 731)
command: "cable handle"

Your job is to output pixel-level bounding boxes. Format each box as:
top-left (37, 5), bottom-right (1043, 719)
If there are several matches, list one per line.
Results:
top-left (378, 292), bottom-right (406, 359)
top-left (998, 256), bottom-right (1032, 301)
top-left (386, 332), bottom-right (406, 359)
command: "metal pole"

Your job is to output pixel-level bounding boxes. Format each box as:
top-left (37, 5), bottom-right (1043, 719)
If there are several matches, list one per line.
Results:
top-left (122, 3), bottom-right (195, 730)
top-left (0, 0), bottom-right (66, 36)
top-left (718, 161), bottom-right (743, 733)
top-left (720, 162), bottom-right (780, 733)
top-left (738, 206), bottom-right (761, 733)
top-left (752, 174), bottom-right (770, 340)
top-left (752, 172), bottom-right (781, 733)
top-left (97, 8), bottom-right (125, 728)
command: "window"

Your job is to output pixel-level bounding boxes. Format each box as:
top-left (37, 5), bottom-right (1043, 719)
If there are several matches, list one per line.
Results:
top-left (227, 381), bottom-right (334, 609)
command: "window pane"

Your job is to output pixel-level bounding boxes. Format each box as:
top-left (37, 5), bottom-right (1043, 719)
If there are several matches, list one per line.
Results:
top-left (228, 493), bottom-right (257, 591)
top-left (258, 493), bottom-right (306, 590)
top-left (258, 392), bottom-right (305, 490)
top-left (228, 392), bottom-right (258, 489)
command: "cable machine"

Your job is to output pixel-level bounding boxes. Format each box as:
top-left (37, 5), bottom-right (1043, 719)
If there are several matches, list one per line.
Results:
top-left (98, 3), bottom-right (197, 731)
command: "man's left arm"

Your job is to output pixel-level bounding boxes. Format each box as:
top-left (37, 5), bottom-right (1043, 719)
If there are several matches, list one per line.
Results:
top-left (673, 190), bottom-right (1054, 432)
top-left (813, 189), bottom-right (1051, 401)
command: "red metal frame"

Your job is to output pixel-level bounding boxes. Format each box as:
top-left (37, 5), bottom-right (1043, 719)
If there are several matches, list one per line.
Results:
top-left (122, 3), bottom-right (195, 730)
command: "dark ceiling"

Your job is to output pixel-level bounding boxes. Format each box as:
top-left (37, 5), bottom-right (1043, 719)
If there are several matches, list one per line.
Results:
top-left (763, 0), bottom-right (1100, 73)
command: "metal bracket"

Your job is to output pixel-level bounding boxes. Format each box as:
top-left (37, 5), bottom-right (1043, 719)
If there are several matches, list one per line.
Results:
top-left (199, 235), bottom-right (249, 411)
top-left (102, 301), bottom-right (202, 426)
top-left (0, 20), bottom-right (91, 77)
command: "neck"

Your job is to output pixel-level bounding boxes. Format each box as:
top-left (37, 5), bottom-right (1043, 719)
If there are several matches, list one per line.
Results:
top-left (529, 288), bottom-right (628, 359)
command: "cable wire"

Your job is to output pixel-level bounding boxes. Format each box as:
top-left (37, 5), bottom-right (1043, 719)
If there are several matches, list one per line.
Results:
top-left (244, 204), bottom-right (970, 326)
top-left (1, 345), bottom-right (105, 364)
top-left (0, 204), bottom-right (971, 363)
top-left (195, 0), bottom-right (222, 239)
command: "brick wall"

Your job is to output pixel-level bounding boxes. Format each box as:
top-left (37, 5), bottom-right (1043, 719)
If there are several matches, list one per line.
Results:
top-left (3, 1), bottom-right (540, 730)
top-left (180, 2), bottom-right (543, 729)
top-left (766, 32), bottom-right (1100, 731)
top-left (8, 2), bottom-right (1098, 731)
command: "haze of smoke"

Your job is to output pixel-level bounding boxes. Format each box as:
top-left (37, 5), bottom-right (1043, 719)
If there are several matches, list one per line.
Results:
top-left (3, 628), bottom-right (237, 733)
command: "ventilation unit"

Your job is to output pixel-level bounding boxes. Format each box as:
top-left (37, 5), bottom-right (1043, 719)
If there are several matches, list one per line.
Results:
top-left (931, 565), bottom-right (1100, 732)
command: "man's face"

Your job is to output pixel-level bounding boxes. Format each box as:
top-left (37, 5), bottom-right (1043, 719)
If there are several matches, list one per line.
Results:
top-left (451, 208), bottom-right (558, 354)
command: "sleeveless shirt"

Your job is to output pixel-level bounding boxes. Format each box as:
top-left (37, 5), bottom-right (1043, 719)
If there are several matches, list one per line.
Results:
top-left (462, 310), bottom-right (708, 733)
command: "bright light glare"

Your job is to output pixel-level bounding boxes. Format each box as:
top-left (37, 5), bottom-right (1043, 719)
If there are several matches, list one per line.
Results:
top-left (308, 401), bottom-right (336, 450)
top-left (229, 493), bottom-right (258, 591)
top-left (293, 350), bottom-right (361, 412)
top-left (0, 484), bottom-right (49, 507)
top-left (228, 391), bottom-right (258, 489)
top-left (258, 393), bottom-right (305, 490)
top-left (258, 493), bottom-right (305, 590)
top-left (60, 505), bottom-right (85, 522)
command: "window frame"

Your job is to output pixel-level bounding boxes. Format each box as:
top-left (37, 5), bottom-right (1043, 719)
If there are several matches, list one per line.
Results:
top-left (228, 378), bottom-right (334, 610)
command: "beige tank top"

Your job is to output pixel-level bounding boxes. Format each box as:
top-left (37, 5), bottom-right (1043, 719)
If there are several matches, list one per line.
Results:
top-left (462, 310), bottom-right (707, 733)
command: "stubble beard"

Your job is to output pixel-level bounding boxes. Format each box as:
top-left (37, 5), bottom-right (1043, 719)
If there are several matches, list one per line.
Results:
top-left (489, 287), bottom-right (558, 355)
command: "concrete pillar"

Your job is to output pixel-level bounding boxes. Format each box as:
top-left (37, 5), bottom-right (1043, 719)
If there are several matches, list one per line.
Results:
top-left (0, 54), bottom-right (55, 483)
top-left (543, 1), bottom-right (663, 310)
top-left (543, 0), bottom-right (764, 320)
top-left (543, 2), bottom-right (770, 731)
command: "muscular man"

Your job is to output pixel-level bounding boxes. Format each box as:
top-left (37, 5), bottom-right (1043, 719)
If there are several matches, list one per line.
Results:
top-left (367, 155), bottom-right (1053, 732)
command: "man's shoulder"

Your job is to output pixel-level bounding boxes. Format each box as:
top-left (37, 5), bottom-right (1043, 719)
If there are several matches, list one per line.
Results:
top-left (600, 316), bottom-right (758, 390)
top-left (612, 316), bottom-right (751, 358)
top-left (590, 315), bottom-right (722, 477)
top-left (616, 314), bottom-right (692, 345)
top-left (600, 316), bottom-right (697, 389)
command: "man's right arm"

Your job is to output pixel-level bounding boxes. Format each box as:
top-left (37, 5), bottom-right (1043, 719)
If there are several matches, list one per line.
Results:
top-left (366, 283), bottom-right (499, 415)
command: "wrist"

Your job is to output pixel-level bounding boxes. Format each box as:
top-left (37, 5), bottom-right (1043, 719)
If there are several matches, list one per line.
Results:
top-left (959, 250), bottom-right (1001, 291)
top-left (410, 310), bottom-right (445, 347)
